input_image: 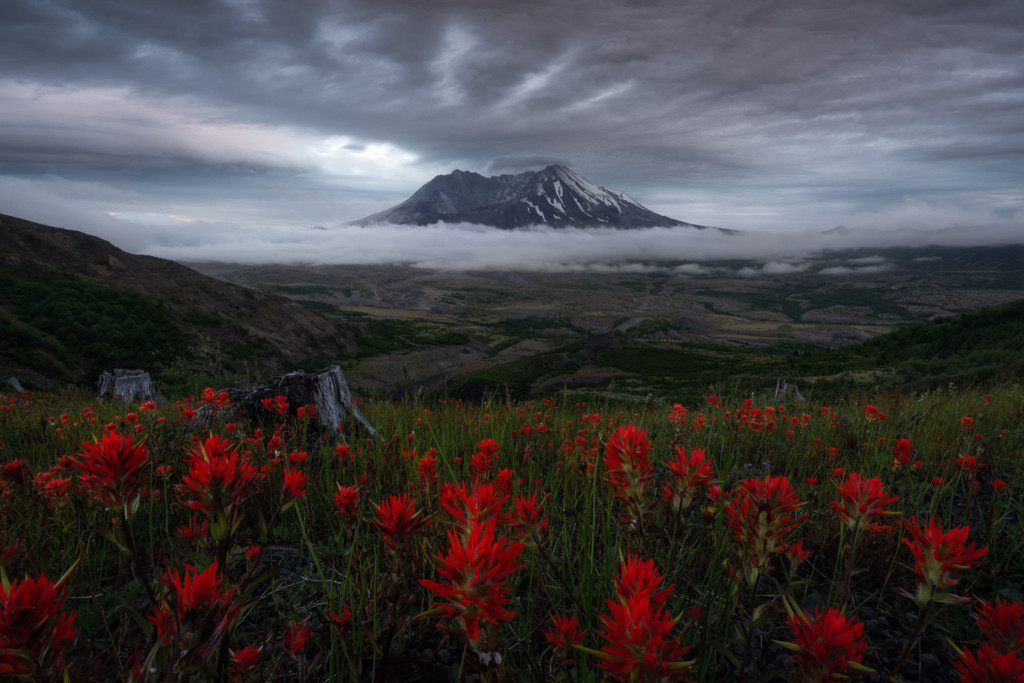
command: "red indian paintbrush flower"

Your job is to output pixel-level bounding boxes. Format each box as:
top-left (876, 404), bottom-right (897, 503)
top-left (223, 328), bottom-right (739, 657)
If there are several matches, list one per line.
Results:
top-left (419, 518), bottom-right (524, 644)
top-left (613, 555), bottom-right (674, 609)
top-left (725, 475), bottom-right (803, 587)
top-left (831, 472), bottom-right (901, 533)
top-left (333, 485), bottom-right (359, 523)
top-left (892, 438), bottom-right (915, 468)
top-left (34, 471), bottom-right (73, 509)
top-left (900, 516), bottom-right (988, 606)
top-left (75, 430), bottom-right (151, 517)
top-left (281, 466), bottom-right (306, 504)
top-left (228, 645), bottom-right (261, 683)
top-left (604, 423), bottom-right (654, 525)
top-left (470, 438), bottom-right (500, 479)
top-left (440, 479), bottom-right (508, 540)
top-left (598, 591), bottom-right (691, 682)
top-left (329, 607), bottom-right (353, 637)
top-left (780, 600), bottom-right (870, 683)
top-left (545, 613), bottom-right (585, 660)
top-left (663, 446), bottom-right (715, 514)
top-left (953, 643), bottom-right (1024, 682)
top-left (595, 554), bottom-right (692, 682)
top-left (418, 452), bottom-right (438, 491)
top-left (373, 493), bottom-right (428, 565)
top-left (148, 561), bottom-right (239, 649)
top-left (282, 619), bottom-right (311, 657)
top-left (176, 514), bottom-right (209, 542)
top-left (507, 491), bottom-right (549, 541)
top-left (668, 404), bottom-right (689, 429)
top-left (976, 599), bottom-right (1024, 656)
top-left (0, 571), bottom-right (78, 680)
top-left (177, 435), bottom-right (260, 540)
top-left (2, 459), bottom-right (26, 484)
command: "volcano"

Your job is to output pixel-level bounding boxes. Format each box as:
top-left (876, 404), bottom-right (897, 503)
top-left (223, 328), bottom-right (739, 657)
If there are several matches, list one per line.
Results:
top-left (352, 165), bottom-right (709, 230)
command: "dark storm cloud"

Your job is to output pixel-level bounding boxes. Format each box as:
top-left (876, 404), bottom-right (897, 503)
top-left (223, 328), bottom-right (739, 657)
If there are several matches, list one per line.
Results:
top-left (0, 0), bottom-right (1021, 242)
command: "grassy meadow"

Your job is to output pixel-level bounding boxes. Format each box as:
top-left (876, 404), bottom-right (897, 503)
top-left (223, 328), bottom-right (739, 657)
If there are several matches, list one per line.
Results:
top-left (1, 382), bottom-right (1022, 681)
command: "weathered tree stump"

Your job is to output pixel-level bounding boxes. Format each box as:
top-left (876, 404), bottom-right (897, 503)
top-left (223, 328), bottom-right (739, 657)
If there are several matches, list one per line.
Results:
top-left (97, 369), bottom-right (159, 402)
top-left (4, 376), bottom-right (26, 394)
top-left (224, 365), bottom-right (377, 440)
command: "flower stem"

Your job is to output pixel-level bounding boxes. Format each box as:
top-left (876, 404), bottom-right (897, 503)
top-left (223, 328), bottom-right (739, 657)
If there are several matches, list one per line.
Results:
top-left (888, 601), bottom-right (929, 679)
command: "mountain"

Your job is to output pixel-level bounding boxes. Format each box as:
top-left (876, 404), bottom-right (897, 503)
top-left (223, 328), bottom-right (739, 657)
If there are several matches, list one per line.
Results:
top-left (352, 165), bottom-right (711, 230)
top-left (0, 213), bottom-right (356, 390)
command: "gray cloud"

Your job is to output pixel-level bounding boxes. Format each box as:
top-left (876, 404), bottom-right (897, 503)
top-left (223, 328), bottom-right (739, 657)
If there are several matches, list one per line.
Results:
top-left (0, 0), bottom-right (1022, 240)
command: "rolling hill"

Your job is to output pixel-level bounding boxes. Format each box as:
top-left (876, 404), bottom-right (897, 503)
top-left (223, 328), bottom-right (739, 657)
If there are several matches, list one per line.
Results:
top-left (0, 213), bottom-right (357, 392)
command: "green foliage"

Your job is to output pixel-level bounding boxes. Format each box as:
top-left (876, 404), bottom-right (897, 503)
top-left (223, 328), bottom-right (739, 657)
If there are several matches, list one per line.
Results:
top-left (351, 319), bottom-right (472, 357)
top-left (447, 299), bottom-right (1024, 402)
top-left (488, 316), bottom-right (585, 336)
top-left (0, 269), bottom-right (185, 380)
top-left (295, 299), bottom-right (339, 313)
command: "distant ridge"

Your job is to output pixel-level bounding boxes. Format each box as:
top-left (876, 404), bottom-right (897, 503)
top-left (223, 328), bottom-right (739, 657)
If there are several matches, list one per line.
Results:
top-left (352, 165), bottom-right (717, 230)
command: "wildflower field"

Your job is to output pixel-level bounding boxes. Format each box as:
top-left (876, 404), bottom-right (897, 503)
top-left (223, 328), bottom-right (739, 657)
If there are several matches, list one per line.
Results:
top-left (1, 384), bottom-right (1023, 682)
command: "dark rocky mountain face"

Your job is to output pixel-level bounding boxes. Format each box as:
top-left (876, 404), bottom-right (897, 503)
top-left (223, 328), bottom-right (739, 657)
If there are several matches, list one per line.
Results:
top-left (352, 165), bottom-right (709, 229)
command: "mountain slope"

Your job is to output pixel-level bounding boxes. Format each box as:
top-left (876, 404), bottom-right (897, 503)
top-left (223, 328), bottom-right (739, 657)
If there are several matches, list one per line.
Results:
top-left (0, 213), bottom-right (356, 390)
top-left (353, 165), bottom-right (712, 229)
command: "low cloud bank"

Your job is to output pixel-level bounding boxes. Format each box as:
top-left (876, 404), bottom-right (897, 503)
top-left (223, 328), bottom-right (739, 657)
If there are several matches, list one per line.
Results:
top-left (2, 176), bottom-right (1019, 274)
top-left (127, 220), bottom-right (1020, 274)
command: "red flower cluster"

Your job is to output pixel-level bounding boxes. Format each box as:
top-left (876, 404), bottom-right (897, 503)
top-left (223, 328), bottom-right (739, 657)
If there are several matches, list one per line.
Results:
top-left (261, 394), bottom-right (290, 417)
top-left (831, 472), bottom-right (901, 533)
top-left (440, 480), bottom-right (508, 540)
top-left (34, 470), bottom-right (73, 508)
top-left (228, 645), bottom-right (261, 682)
top-left (281, 466), bottom-right (306, 503)
top-left (957, 598), bottom-right (1024, 678)
top-left (976, 599), bottom-right (1024, 656)
top-left (333, 484), bottom-right (359, 523)
top-left (953, 643), bottom-right (1024, 682)
top-left (663, 446), bottom-right (715, 514)
top-left (892, 438), bottom-right (915, 468)
top-left (470, 438), bottom-right (500, 479)
top-left (544, 613), bottom-right (584, 660)
top-left (418, 452), bottom-right (437, 491)
top-left (329, 607), bottom-right (353, 637)
top-left (668, 404), bottom-right (689, 431)
top-left (177, 435), bottom-right (260, 540)
top-left (0, 572), bottom-right (78, 679)
top-left (2, 459), bottom-right (26, 485)
top-left (782, 603), bottom-right (869, 683)
top-left (374, 494), bottom-right (428, 566)
top-left (419, 518), bottom-right (524, 644)
top-left (604, 424), bottom-right (654, 525)
top-left (149, 561), bottom-right (239, 655)
top-left (901, 516), bottom-right (988, 605)
top-left (726, 475), bottom-right (803, 587)
top-left (282, 619), bottom-right (311, 657)
top-left (597, 555), bottom-right (691, 682)
top-left (507, 491), bottom-right (549, 541)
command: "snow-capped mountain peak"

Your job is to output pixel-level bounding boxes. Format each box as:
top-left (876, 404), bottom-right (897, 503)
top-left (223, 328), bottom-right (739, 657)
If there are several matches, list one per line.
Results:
top-left (351, 165), bottom-right (708, 230)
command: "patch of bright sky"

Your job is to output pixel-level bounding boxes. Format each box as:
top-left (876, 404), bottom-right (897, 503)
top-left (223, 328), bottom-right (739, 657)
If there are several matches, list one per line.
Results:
top-left (314, 136), bottom-right (418, 173)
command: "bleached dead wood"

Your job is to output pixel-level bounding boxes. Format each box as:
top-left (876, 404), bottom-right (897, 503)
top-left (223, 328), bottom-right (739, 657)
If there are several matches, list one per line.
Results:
top-left (97, 369), bottom-right (159, 402)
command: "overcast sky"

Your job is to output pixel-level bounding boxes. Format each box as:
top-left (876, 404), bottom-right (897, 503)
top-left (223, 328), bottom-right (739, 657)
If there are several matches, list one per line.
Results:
top-left (1, 0), bottom-right (1022, 265)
